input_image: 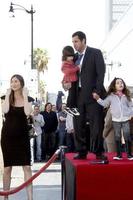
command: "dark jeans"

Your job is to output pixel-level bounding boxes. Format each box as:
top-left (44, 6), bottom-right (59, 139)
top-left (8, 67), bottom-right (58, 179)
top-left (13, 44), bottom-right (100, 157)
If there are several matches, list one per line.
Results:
top-left (112, 121), bottom-right (131, 142)
top-left (58, 129), bottom-right (67, 146)
top-left (66, 133), bottom-right (75, 152)
top-left (42, 131), bottom-right (56, 159)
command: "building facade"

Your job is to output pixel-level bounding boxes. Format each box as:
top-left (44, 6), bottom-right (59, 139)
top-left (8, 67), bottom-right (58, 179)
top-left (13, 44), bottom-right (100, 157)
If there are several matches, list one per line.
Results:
top-left (102, 0), bottom-right (133, 87)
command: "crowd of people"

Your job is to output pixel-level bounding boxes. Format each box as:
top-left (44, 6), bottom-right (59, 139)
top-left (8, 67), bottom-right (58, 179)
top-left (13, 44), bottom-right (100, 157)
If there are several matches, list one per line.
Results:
top-left (1, 31), bottom-right (133, 200)
top-left (31, 102), bottom-right (76, 163)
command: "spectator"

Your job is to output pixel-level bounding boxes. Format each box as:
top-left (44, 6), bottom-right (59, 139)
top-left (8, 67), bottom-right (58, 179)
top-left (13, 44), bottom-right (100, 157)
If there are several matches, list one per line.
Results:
top-left (41, 102), bottom-right (58, 160)
top-left (66, 113), bottom-right (75, 152)
top-left (58, 103), bottom-right (67, 146)
top-left (33, 105), bottom-right (44, 162)
top-left (56, 91), bottom-right (64, 113)
top-left (103, 108), bottom-right (116, 152)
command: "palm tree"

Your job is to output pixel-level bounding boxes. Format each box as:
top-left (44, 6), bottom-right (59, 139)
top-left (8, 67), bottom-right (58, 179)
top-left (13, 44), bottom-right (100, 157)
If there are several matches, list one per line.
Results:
top-left (33, 48), bottom-right (49, 99)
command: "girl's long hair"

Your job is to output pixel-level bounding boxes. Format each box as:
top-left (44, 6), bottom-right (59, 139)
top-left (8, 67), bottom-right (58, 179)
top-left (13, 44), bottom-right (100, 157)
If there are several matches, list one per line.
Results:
top-left (107, 77), bottom-right (131, 101)
top-left (62, 46), bottom-right (75, 61)
top-left (9, 74), bottom-right (25, 106)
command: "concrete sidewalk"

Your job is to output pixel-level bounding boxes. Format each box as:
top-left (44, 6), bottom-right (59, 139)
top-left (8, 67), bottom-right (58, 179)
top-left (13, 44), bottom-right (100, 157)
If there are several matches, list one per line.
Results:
top-left (0, 161), bottom-right (61, 200)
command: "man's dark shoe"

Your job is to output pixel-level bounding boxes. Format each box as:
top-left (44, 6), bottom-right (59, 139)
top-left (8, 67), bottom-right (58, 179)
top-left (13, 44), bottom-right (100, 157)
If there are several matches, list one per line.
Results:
top-left (73, 153), bottom-right (87, 160)
top-left (90, 159), bottom-right (109, 164)
top-left (96, 154), bottom-right (108, 160)
top-left (90, 154), bottom-right (109, 164)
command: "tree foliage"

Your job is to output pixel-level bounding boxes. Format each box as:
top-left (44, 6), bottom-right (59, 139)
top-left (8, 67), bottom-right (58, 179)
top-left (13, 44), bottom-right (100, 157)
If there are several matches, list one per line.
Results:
top-left (33, 48), bottom-right (49, 72)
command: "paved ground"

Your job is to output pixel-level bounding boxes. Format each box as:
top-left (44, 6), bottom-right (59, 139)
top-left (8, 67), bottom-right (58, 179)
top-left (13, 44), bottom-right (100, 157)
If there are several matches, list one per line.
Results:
top-left (0, 161), bottom-right (61, 200)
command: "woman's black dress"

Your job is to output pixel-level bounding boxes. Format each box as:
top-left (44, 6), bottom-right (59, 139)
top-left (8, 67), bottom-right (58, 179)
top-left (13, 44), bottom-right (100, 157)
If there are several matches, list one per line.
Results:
top-left (1, 105), bottom-right (31, 167)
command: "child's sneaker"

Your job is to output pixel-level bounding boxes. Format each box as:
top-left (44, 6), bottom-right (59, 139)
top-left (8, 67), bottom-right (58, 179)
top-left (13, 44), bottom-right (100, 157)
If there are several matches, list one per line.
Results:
top-left (127, 155), bottom-right (133, 160)
top-left (64, 107), bottom-right (73, 117)
top-left (69, 108), bottom-right (80, 116)
top-left (113, 155), bottom-right (123, 160)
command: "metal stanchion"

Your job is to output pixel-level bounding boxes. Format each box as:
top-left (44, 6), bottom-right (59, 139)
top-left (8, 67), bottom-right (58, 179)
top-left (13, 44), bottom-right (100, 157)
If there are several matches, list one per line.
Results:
top-left (60, 146), bottom-right (67, 200)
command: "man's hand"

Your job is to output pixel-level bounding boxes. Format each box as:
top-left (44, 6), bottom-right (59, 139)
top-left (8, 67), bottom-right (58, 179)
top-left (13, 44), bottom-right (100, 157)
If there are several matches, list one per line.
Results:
top-left (92, 92), bottom-right (100, 100)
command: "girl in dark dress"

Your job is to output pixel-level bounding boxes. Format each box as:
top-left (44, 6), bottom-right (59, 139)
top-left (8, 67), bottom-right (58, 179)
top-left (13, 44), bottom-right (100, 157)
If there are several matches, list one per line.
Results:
top-left (1, 74), bottom-right (33, 200)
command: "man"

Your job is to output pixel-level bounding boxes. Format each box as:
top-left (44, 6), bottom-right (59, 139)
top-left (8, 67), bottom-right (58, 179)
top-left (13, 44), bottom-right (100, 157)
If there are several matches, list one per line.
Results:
top-left (41, 102), bottom-right (58, 160)
top-left (72, 31), bottom-right (108, 163)
top-left (33, 105), bottom-right (45, 162)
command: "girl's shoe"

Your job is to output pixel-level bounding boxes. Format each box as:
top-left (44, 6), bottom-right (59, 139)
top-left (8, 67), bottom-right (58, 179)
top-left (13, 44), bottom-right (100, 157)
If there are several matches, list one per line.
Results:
top-left (64, 107), bottom-right (73, 117)
top-left (127, 155), bottom-right (133, 160)
top-left (69, 108), bottom-right (80, 116)
top-left (113, 155), bottom-right (123, 160)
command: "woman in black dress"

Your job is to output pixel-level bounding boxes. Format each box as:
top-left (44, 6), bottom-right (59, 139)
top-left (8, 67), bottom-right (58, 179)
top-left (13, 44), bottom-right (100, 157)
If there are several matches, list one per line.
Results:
top-left (1, 74), bottom-right (33, 200)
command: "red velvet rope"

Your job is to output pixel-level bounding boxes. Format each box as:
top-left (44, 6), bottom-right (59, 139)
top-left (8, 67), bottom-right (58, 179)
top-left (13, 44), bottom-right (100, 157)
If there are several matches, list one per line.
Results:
top-left (0, 149), bottom-right (60, 196)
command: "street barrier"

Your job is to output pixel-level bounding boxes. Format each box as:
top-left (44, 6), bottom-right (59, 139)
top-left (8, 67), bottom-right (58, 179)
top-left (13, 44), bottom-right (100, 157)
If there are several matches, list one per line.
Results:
top-left (0, 147), bottom-right (65, 198)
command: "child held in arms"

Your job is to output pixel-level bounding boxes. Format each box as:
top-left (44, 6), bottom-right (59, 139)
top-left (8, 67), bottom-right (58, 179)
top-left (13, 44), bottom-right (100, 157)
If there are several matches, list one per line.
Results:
top-left (61, 45), bottom-right (80, 116)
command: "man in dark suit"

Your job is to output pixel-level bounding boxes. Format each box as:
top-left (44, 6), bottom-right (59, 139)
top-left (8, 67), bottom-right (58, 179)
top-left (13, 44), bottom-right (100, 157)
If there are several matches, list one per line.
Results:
top-left (72, 31), bottom-right (108, 163)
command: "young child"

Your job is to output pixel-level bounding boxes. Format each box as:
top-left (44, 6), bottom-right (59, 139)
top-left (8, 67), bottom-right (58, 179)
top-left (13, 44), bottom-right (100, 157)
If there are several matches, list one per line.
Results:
top-left (93, 77), bottom-right (133, 160)
top-left (61, 45), bottom-right (80, 116)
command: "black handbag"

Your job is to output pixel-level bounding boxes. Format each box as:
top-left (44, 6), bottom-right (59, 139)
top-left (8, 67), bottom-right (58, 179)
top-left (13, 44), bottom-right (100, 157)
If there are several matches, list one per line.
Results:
top-left (27, 116), bottom-right (37, 138)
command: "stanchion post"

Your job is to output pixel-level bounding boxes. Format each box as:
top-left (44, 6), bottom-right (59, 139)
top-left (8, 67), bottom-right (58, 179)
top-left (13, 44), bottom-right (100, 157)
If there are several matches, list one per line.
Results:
top-left (60, 146), bottom-right (67, 200)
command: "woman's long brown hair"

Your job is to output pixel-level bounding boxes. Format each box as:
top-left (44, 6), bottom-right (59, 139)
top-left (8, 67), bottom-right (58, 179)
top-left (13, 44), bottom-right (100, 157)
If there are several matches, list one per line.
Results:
top-left (9, 74), bottom-right (25, 106)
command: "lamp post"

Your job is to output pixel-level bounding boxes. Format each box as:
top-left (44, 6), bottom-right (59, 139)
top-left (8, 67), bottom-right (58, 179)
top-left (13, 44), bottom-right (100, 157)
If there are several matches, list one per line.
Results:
top-left (9, 2), bottom-right (36, 69)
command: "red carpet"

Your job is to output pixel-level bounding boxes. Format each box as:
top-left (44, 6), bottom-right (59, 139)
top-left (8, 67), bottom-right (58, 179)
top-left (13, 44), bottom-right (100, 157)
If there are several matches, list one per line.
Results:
top-left (65, 153), bottom-right (133, 200)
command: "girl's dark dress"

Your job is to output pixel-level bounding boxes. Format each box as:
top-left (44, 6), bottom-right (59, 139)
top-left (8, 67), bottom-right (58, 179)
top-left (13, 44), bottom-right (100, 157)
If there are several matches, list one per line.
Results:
top-left (1, 105), bottom-right (31, 167)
